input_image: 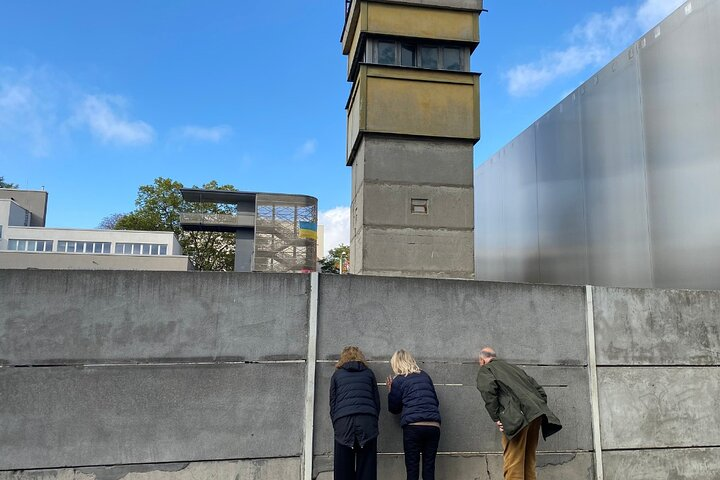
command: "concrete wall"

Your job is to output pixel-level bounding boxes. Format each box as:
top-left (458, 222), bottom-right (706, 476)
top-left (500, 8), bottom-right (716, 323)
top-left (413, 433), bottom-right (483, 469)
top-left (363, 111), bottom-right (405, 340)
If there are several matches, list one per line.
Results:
top-left (1, 271), bottom-right (718, 478)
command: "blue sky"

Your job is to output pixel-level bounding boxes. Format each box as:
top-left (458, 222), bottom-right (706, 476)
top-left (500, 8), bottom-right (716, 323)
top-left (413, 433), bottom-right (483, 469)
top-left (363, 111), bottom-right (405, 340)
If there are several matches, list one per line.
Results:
top-left (0, 0), bottom-right (684, 253)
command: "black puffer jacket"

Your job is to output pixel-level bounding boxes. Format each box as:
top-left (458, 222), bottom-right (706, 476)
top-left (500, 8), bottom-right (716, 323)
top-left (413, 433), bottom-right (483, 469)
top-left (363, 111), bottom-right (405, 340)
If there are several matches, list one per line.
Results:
top-left (330, 361), bottom-right (381, 422)
top-left (388, 371), bottom-right (441, 427)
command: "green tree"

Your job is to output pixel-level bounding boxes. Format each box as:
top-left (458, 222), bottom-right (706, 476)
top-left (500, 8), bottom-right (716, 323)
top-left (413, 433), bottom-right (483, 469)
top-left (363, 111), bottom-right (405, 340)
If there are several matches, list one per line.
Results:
top-left (0, 176), bottom-right (19, 188)
top-left (98, 213), bottom-right (126, 230)
top-left (115, 177), bottom-right (238, 271)
top-left (320, 244), bottom-right (350, 274)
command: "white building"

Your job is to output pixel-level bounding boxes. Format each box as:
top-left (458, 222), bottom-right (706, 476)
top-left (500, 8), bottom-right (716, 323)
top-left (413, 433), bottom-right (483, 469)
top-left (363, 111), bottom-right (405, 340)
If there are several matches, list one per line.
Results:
top-left (0, 189), bottom-right (190, 271)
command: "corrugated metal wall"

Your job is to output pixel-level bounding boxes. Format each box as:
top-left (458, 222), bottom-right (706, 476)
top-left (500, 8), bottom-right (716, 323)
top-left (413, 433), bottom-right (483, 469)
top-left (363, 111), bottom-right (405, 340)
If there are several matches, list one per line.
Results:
top-left (475, 0), bottom-right (720, 289)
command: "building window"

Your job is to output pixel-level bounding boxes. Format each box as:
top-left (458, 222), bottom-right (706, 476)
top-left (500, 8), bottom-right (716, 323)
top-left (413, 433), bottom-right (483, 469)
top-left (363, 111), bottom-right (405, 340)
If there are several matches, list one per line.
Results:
top-left (7, 239), bottom-right (54, 252)
top-left (115, 243), bottom-right (169, 256)
top-left (57, 241), bottom-right (111, 254)
top-left (420, 46), bottom-right (439, 69)
top-left (401, 44), bottom-right (416, 67)
top-left (411, 198), bottom-right (429, 215)
top-left (443, 47), bottom-right (462, 71)
top-left (370, 39), bottom-right (466, 72)
top-left (378, 40), bottom-right (397, 65)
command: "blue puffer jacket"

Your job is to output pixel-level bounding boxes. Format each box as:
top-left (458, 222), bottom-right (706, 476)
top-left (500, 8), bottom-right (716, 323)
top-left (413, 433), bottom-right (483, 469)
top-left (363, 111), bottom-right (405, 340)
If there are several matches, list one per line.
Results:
top-left (330, 361), bottom-right (381, 422)
top-left (388, 371), bottom-right (441, 427)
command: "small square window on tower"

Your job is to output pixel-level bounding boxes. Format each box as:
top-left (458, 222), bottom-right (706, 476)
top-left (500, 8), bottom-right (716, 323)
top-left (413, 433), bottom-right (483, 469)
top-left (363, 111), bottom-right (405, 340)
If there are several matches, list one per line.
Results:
top-left (411, 198), bottom-right (429, 214)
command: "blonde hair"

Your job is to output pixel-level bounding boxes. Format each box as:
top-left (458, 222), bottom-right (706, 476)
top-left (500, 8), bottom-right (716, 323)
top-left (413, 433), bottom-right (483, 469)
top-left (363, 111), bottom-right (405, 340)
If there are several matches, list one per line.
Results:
top-left (336, 346), bottom-right (368, 368)
top-left (390, 349), bottom-right (421, 376)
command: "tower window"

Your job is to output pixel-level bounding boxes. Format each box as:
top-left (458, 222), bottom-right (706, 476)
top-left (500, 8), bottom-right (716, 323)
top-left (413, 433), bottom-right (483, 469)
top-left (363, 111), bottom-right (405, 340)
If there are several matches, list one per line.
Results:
top-left (444, 47), bottom-right (462, 71)
top-left (369, 39), bottom-right (467, 72)
top-left (378, 41), bottom-right (397, 65)
top-left (401, 44), bottom-right (416, 67)
top-left (411, 198), bottom-right (429, 215)
top-left (420, 46), bottom-right (439, 69)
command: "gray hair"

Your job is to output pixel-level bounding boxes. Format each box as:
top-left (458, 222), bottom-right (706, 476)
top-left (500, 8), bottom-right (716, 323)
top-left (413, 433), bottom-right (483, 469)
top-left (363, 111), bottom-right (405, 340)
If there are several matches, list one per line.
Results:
top-left (480, 347), bottom-right (497, 359)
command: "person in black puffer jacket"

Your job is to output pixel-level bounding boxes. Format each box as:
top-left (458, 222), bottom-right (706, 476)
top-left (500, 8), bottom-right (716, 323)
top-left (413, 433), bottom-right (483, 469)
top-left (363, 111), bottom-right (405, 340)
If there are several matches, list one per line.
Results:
top-left (386, 349), bottom-right (441, 480)
top-left (330, 346), bottom-right (381, 480)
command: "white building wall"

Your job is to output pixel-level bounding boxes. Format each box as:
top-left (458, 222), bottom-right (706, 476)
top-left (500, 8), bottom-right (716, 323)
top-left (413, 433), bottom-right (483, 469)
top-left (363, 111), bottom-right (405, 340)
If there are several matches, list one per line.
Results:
top-left (0, 227), bottom-right (189, 271)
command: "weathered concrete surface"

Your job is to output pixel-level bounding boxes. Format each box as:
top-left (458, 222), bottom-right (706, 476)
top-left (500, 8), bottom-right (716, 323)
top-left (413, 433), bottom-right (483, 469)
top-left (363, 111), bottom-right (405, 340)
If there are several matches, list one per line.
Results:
top-left (0, 271), bottom-right (309, 365)
top-left (360, 136), bottom-right (474, 187)
top-left (0, 363), bottom-right (305, 470)
top-left (317, 275), bottom-right (587, 363)
top-left (598, 367), bottom-right (720, 449)
top-left (313, 363), bottom-right (590, 454)
top-left (603, 447), bottom-right (720, 480)
top-left (0, 458), bottom-right (301, 480)
top-left (314, 452), bottom-right (593, 479)
top-left (593, 287), bottom-right (720, 365)
top-left (362, 183), bottom-right (474, 230)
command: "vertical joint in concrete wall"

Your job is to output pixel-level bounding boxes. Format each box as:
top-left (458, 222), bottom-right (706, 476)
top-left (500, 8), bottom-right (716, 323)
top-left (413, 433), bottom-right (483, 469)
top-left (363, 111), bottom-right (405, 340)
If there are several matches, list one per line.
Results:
top-left (303, 273), bottom-right (319, 480)
top-left (585, 285), bottom-right (604, 480)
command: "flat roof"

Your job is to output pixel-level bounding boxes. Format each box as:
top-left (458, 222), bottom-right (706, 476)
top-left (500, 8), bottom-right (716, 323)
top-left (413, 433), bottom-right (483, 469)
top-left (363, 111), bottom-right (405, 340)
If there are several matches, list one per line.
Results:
top-left (180, 188), bottom-right (318, 204)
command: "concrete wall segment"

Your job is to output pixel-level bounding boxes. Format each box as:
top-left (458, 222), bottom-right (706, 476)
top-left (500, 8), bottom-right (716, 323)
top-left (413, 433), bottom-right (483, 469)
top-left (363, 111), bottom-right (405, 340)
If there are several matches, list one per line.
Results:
top-left (597, 366), bottom-right (720, 449)
top-left (0, 458), bottom-right (301, 480)
top-left (362, 183), bottom-right (473, 229)
top-left (0, 270), bottom-right (309, 365)
top-left (316, 275), bottom-right (587, 364)
top-left (593, 287), bottom-right (720, 365)
top-left (0, 363), bottom-right (305, 470)
top-left (603, 447), bottom-right (720, 480)
top-left (362, 135), bottom-right (474, 187)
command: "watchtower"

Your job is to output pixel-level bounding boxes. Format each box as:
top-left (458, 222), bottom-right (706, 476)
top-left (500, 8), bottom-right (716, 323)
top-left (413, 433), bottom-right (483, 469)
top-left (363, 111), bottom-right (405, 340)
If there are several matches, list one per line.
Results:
top-left (342, 0), bottom-right (483, 278)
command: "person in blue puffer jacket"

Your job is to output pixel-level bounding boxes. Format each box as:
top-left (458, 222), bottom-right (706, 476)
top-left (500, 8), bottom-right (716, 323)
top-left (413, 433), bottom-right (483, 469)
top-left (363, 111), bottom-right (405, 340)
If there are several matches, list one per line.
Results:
top-left (386, 349), bottom-right (441, 480)
top-left (330, 345), bottom-right (381, 480)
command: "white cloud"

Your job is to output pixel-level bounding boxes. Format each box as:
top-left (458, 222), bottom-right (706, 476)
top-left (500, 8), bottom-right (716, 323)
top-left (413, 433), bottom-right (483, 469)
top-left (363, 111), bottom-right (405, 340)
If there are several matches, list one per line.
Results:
top-left (73, 94), bottom-right (154, 145)
top-left (0, 67), bottom-right (60, 156)
top-left (294, 139), bottom-right (318, 159)
top-left (319, 206), bottom-right (350, 256)
top-left (177, 125), bottom-right (232, 142)
top-left (505, 0), bottom-right (685, 97)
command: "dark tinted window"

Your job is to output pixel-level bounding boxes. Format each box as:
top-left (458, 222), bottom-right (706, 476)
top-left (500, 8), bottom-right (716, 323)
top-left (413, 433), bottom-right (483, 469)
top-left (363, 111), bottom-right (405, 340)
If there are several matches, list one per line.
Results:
top-left (444, 47), bottom-right (462, 71)
top-left (401, 44), bottom-right (416, 67)
top-left (378, 41), bottom-right (396, 65)
top-left (420, 46), bottom-right (439, 69)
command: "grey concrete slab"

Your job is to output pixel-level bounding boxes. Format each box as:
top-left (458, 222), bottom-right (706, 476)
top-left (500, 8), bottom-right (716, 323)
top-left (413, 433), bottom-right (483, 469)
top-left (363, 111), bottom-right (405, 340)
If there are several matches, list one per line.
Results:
top-left (603, 447), bottom-right (720, 480)
top-left (362, 136), bottom-right (474, 187)
top-left (598, 367), bottom-right (720, 449)
top-left (0, 271), bottom-right (309, 365)
top-left (317, 275), bottom-right (587, 364)
top-left (315, 452), bottom-right (593, 480)
top-left (0, 363), bottom-right (305, 470)
top-left (313, 363), bottom-right (591, 454)
top-left (0, 458), bottom-right (301, 480)
top-left (593, 287), bottom-right (720, 365)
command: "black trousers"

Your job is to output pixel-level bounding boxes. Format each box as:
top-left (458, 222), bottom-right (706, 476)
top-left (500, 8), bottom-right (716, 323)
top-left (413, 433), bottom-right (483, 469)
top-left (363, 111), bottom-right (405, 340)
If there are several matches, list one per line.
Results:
top-left (403, 425), bottom-right (441, 480)
top-left (334, 437), bottom-right (377, 480)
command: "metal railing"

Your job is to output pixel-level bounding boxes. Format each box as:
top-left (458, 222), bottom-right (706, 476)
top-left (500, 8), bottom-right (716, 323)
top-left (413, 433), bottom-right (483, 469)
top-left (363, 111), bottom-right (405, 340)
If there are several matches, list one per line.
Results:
top-left (179, 212), bottom-right (254, 228)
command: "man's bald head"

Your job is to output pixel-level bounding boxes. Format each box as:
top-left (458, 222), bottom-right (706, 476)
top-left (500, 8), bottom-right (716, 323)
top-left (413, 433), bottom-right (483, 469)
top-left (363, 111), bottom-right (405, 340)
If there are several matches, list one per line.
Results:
top-left (479, 347), bottom-right (497, 365)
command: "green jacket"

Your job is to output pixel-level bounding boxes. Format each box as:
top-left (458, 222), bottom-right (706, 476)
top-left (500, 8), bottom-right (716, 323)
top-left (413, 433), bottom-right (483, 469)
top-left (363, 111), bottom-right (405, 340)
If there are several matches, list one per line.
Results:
top-left (476, 359), bottom-right (562, 440)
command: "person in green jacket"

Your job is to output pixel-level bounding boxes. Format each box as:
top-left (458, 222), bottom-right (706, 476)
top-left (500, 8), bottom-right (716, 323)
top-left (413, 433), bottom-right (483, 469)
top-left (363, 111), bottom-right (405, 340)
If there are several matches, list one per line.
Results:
top-left (476, 347), bottom-right (562, 480)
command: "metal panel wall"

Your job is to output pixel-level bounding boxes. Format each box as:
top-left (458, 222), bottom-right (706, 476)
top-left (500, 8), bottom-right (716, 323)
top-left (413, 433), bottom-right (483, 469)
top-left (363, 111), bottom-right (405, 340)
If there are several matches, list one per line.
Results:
top-left (639, 0), bottom-right (720, 289)
top-left (475, 0), bottom-right (720, 290)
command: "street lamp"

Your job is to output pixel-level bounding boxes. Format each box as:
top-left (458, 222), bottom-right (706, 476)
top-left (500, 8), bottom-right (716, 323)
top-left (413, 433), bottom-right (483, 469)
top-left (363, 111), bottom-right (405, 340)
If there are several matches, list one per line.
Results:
top-left (339, 252), bottom-right (346, 274)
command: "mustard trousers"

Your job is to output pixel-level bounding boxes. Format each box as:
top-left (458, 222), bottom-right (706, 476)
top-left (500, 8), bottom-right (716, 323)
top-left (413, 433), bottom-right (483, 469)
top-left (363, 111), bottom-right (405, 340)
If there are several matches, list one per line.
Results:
top-left (500, 417), bottom-right (542, 480)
